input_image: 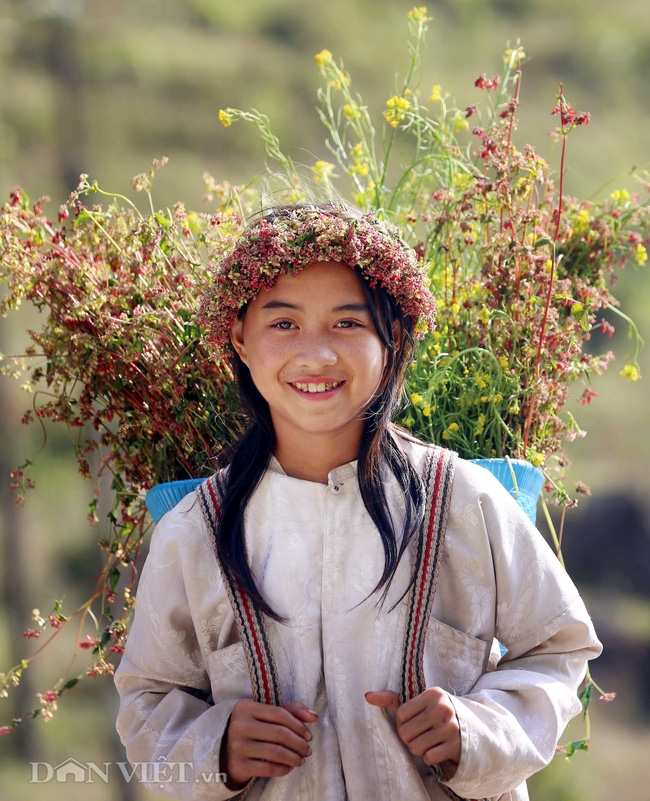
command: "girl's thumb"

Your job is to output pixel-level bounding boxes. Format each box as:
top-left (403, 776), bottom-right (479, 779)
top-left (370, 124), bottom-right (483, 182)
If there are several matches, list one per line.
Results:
top-left (365, 691), bottom-right (401, 712)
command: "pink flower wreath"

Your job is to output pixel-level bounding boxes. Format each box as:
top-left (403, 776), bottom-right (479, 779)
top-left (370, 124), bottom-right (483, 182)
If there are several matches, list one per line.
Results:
top-left (198, 203), bottom-right (437, 354)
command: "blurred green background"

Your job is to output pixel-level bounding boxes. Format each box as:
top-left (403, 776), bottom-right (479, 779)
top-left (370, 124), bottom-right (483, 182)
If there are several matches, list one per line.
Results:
top-left (0, 0), bottom-right (649, 799)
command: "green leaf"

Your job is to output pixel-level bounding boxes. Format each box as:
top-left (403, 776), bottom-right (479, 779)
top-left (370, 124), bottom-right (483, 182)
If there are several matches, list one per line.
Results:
top-left (60, 677), bottom-right (79, 693)
top-left (108, 566), bottom-right (120, 592)
top-left (564, 739), bottom-right (589, 759)
top-left (579, 681), bottom-right (593, 715)
top-left (155, 213), bottom-right (171, 227)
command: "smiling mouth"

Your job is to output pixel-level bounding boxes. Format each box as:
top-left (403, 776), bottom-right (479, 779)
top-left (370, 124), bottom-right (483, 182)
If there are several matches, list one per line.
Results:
top-left (291, 381), bottom-right (343, 393)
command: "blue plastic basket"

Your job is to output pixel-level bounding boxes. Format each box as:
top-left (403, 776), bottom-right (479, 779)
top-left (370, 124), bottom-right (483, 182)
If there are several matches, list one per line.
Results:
top-left (145, 478), bottom-right (206, 524)
top-left (468, 458), bottom-right (544, 524)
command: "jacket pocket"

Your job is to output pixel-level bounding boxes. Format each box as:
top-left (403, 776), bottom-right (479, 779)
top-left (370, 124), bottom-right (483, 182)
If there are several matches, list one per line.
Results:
top-left (423, 618), bottom-right (491, 696)
top-left (206, 641), bottom-right (253, 702)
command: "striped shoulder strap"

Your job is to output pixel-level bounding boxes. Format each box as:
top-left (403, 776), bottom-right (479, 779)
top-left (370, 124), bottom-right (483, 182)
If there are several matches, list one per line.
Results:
top-left (399, 445), bottom-right (457, 704)
top-left (399, 447), bottom-right (485, 801)
top-left (197, 474), bottom-right (283, 708)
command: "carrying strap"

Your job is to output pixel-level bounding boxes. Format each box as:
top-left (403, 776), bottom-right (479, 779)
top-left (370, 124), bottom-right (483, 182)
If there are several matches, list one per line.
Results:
top-left (197, 475), bottom-right (284, 707)
top-left (399, 446), bottom-right (457, 704)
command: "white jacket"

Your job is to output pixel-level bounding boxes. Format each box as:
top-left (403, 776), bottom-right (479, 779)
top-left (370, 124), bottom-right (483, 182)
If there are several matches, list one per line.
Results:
top-left (115, 438), bottom-right (601, 800)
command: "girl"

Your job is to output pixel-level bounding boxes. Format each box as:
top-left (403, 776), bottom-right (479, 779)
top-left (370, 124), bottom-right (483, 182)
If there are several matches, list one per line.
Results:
top-left (115, 203), bottom-right (601, 801)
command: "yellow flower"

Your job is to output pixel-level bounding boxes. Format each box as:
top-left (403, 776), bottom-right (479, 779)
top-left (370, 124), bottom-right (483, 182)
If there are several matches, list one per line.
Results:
top-left (384, 95), bottom-right (411, 128)
top-left (442, 422), bottom-right (459, 440)
top-left (527, 450), bottom-right (545, 467)
top-left (545, 259), bottom-right (553, 274)
top-left (453, 172), bottom-right (473, 190)
top-left (422, 406), bottom-right (431, 417)
top-left (410, 392), bottom-right (423, 405)
top-left (478, 306), bottom-right (490, 324)
top-left (312, 160), bottom-right (335, 183)
top-left (499, 355), bottom-right (509, 368)
top-left (451, 112), bottom-right (469, 132)
top-left (610, 188), bottom-right (630, 204)
top-left (429, 84), bottom-right (442, 103)
top-left (620, 363), bottom-right (640, 381)
top-left (343, 103), bottom-right (360, 120)
top-left (315, 49), bottom-right (332, 68)
top-left (504, 47), bottom-right (526, 66)
top-left (218, 109), bottom-right (234, 128)
top-left (474, 413), bottom-right (486, 436)
top-left (634, 244), bottom-right (647, 265)
top-left (407, 6), bottom-right (429, 22)
top-left (573, 208), bottom-right (590, 234)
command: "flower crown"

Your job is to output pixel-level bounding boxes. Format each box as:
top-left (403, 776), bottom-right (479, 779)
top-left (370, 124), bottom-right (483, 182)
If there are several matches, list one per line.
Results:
top-left (198, 204), bottom-right (436, 354)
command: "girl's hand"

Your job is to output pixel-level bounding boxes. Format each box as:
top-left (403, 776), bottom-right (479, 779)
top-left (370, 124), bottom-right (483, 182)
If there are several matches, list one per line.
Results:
top-left (365, 688), bottom-right (460, 778)
top-left (221, 700), bottom-right (318, 789)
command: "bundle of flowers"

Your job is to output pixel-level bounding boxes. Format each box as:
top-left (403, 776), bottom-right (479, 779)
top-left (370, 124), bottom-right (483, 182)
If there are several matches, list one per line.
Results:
top-left (220, 9), bottom-right (644, 502)
top-left (0, 6), bottom-right (644, 734)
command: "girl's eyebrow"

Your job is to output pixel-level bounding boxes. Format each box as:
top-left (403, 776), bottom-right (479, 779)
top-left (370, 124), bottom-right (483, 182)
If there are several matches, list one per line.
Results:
top-left (260, 300), bottom-right (370, 313)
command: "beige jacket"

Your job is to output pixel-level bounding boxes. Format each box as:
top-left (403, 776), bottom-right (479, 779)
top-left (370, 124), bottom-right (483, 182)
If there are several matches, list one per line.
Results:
top-left (115, 438), bottom-right (602, 800)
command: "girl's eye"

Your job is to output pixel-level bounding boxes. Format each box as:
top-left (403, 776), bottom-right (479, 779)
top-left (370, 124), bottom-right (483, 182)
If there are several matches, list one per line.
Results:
top-left (272, 320), bottom-right (296, 330)
top-left (336, 319), bottom-right (363, 329)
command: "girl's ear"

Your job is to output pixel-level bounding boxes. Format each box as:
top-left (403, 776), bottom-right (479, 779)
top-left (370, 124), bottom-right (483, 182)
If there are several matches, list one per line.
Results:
top-left (230, 319), bottom-right (249, 366)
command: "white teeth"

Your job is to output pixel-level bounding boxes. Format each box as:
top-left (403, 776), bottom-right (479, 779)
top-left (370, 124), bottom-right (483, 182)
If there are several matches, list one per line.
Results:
top-left (294, 381), bottom-right (341, 393)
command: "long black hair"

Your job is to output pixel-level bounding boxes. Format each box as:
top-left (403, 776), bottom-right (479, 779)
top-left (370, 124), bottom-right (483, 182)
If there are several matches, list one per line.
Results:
top-left (213, 209), bottom-right (426, 621)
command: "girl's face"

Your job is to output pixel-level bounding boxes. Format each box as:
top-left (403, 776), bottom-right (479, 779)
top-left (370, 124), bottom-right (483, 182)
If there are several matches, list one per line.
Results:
top-left (230, 260), bottom-right (388, 454)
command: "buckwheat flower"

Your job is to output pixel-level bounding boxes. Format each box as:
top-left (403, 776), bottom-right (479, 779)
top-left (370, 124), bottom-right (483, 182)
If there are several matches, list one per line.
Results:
top-left (620, 364), bottom-right (640, 381)
top-left (0, 726), bottom-right (11, 736)
top-left (218, 109), bottom-right (234, 128)
top-left (314, 49), bottom-right (332, 68)
top-left (634, 243), bottom-right (647, 265)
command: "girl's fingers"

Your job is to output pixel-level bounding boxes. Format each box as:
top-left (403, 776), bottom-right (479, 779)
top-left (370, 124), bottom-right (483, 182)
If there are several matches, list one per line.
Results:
top-left (399, 724), bottom-right (460, 765)
top-left (240, 736), bottom-right (312, 767)
top-left (283, 701), bottom-right (319, 724)
top-left (235, 699), bottom-right (313, 740)
top-left (231, 717), bottom-right (313, 759)
top-left (364, 690), bottom-right (401, 712)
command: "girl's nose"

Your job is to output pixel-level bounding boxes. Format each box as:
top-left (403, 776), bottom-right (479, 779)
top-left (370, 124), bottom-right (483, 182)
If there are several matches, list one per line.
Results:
top-left (294, 335), bottom-right (338, 369)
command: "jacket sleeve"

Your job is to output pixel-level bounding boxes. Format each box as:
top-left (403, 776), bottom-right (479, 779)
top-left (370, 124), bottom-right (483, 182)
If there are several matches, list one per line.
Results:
top-left (441, 468), bottom-right (602, 800)
top-left (114, 501), bottom-right (252, 801)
